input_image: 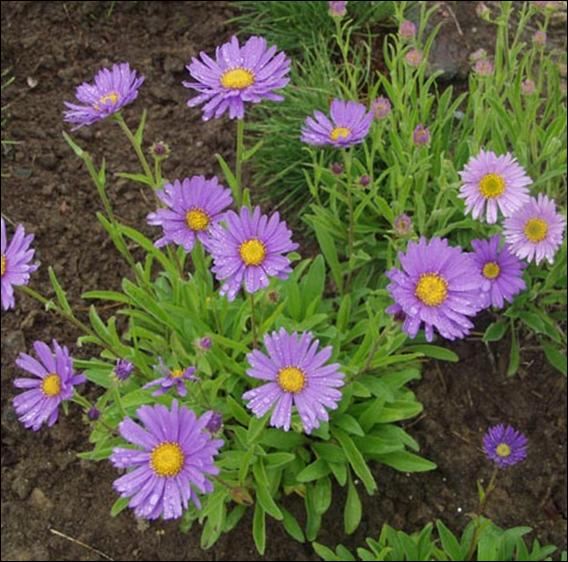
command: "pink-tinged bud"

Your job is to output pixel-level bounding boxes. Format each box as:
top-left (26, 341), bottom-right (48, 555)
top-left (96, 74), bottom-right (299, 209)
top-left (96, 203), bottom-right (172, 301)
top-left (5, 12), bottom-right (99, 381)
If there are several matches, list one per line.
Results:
top-left (474, 58), bottom-right (494, 77)
top-left (150, 141), bottom-right (170, 159)
top-left (359, 175), bottom-right (370, 187)
top-left (394, 214), bottom-right (413, 236)
top-left (329, 1), bottom-right (347, 17)
top-left (196, 336), bottom-right (212, 352)
top-left (405, 49), bottom-right (424, 67)
top-left (475, 2), bottom-right (491, 18)
top-left (204, 411), bottom-right (223, 434)
top-left (413, 124), bottom-right (430, 146)
top-left (87, 407), bottom-right (100, 421)
top-left (399, 20), bottom-right (417, 39)
top-left (267, 290), bottom-right (280, 303)
top-left (521, 79), bottom-right (536, 95)
top-left (331, 162), bottom-right (344, 175)
top-left (371, 96), bottom-right (392, 119)
top-left (533, 31), bottom-right (547, 46)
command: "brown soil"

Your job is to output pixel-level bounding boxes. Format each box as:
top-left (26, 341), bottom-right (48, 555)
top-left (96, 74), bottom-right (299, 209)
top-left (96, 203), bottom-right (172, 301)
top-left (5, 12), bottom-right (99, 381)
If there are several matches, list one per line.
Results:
top-left (1, 2), bottom-right (566, 561)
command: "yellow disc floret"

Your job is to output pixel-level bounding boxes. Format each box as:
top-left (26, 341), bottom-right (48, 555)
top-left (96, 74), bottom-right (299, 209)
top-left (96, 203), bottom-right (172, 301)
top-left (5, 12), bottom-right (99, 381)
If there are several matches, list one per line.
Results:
top-left (479, 173), bottom-right (506, 199)
top-left (220, 68), bottom-right (255, 90)
top-left (240, 239), bottom-right (266, 266)
top-left (330, 127), bottom-right (351, 142)
top-left (496, 443), bottom-right (511, 458)
top-left (186, 208), bottom-right (210, 231)
top-left (150, 442), bottom-right (185, 477)
top-left (415, 273), bottom-right (449, 307)
top-left (277, 367), bottom-right (306, 394)
top-left (170, 369), bottom-right (185, 379)
top-left (482, 261), bottom-right (501, 280)
top-left (42, 373), bottom-right (62, 397)
top-left (524, 218), bottom-right (549, 243)
top-left (94, 92), bottom-right (119, 111)
top-left (1, 255), bottom-right (6, 277)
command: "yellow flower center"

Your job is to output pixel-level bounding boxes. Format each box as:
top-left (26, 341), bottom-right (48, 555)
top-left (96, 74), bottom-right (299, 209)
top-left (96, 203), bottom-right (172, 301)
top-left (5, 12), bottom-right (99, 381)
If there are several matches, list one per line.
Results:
top-left (330, 127), bottom-right (351, 142)
top-left (277, 367), bottom-right (306, 394)
top-left (482, 261), bottom-right (501, 280)
top-left (1, 255), bottom-right (6, 277)
top-left (220, 68), bottom-right (255, 90)
top-left (524, 218), bottom-right (549, 243)
top-left (496, 443), bottom-right (511, 458)
top-left (415, 273), bottom-right (449, 307)
top-left (150, 442), bottom-right (185, 477)
top-left (240, 239), bottom-right (266, 266)
top-left (479, 173), bottom-right (506, 199)
top-left (186, 208), bottom-right (210, 231)
top-left (94, 91), bottom-right (120, 111)
top-left (42, 374), bottom-right (62, 397)
top-left (170, 369), bottom-right (184, 379)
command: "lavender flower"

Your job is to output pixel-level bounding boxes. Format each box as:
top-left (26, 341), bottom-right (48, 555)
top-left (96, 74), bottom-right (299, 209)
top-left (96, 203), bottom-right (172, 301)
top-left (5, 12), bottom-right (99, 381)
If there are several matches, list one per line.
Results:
top-left (203, 411), bottom-right (224, 434)
top-left (413, 124), bottom-right (430, 146)
top-left (196, 336), bottom-right (212, 352)
top-left (206, 206), bottom-right (298, 301)
top-left (504, 194), bottom-right (566, 265)
top-left (13, 340), bottom-right (86, 430)
top-left (243, 329), bottom-right (344, 433)
top-left (63, 62), bottom-right (144, 129)
top-left (1, 218), bottom-right (39, 310)
top-left (521, 79), bottom-right (536, 95)
top-left (405, 48), bottom-right (423, 67)
top-left (458, 149), bottom-right (532, 224)
top-left (110, 401), bottom-right (223, 519)
top-left (386, 237), bottom-right (486, 342)
top-left (471, 235), bottom-right (526, 309)
top-left (143, 359), bottom-right (197, 398)
top-left (394, 214), bottom-right (413, 237)
top-left (533, 31), bottom-right (547, 46)
top-left (147, 176), bottom-right (233, 252)
top-left (474, 58), bottom-right (494, 76)
top-left (483, 425), bottom-right (528, 468)
top-left (183, 36), bottom-right (291, 121)
top-left (115, 359), bottom-right (134, 382)
top-left (301, 99), bottom-right (373, 148)
top-left (329, 1), bottom-right (347, 17)
top-left (399, 20), bottom-right (417, 39)
top-left (371, 96), bottom-right (392, 120)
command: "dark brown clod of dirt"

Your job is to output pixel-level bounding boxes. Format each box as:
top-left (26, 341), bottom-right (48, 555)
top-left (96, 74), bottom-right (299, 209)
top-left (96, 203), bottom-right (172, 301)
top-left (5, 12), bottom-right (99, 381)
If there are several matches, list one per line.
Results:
top-left (1, 2), bottom-right (566, 561)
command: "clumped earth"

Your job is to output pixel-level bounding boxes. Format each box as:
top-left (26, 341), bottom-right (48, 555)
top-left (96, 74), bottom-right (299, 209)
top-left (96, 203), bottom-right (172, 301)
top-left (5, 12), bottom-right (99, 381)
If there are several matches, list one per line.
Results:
top-left (1, 2), bottom-right (566, 561)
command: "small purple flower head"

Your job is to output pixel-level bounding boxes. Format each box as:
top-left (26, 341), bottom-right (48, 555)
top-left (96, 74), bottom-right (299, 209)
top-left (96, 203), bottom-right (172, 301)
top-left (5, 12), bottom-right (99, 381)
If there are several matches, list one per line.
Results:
top-left (469, 48), bottom-right (488, 63)
top-left (371, 96), bottom-right (392, 120)
top-left (471, 235), bottom-right (526, 309)
top-left (63, 62), bottom-right (144, 129)
top-left (195, 336), bottom-right (213, 352)
top-left (115, 359), bottom-right (134, 382)
top-left (150, 141), bottom-right (170, 160)
top-left (413, 124), bottom-right (430, 146)
top-left (405, 48), bottom-right (424, 67)
top-left (143, 359), bottom-right (198, 398)
top-left (474, 58), bottom-right (494, 76)
top-left (203, 411), bottom-right (224, 434)
top-left (504, 194), bottom-right (566, 265)
top-left (394, 214), bottom-right (413, 237)
top-left (1, 218), bottom-right (39, 311)
top-left (521, 79), bottom-right (536, 95)
top-left (147, 176), bottom-right (233, 252)
top-left (359, 175), bottom-right (370, 187)
top-left (110, 401), bottom-right (223, 519)
top-left (183, 36), bottom-right (291, 121)
top-left (533, 30), bottom-right (547, 46)
top-left (243, 329), bottom-right (345, 434)
top-left (331, 162), bottom-right (344, 175)
top-left (329, 1), bottom-right (347, 17)
top-left (458, 149), bottom-right (532, 224)
top-left (206, 206), bottom-right (298, 302)
top-left (301, 99), bottom-right (373, 148)
top-left (13, 340), bottom-right (86, 431)
top-left (399, 20), bottom-right (417, 39)
top-left (483, 424), bottom-right (528, 468)
top-left (386, 237), bottom-right (486, 342)
top-left (87, 407), bottom-right (101, 421)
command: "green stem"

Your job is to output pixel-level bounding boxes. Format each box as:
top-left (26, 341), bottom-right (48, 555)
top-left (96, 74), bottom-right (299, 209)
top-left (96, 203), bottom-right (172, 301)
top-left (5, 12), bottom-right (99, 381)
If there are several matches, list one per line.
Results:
top-left (249, 293), bottom-right (258, 348)
top-left (115, 113), bottom-right (155, 187)
top-left (235, 118), bottom-right (245, 206)
top-left (342, 149), bottom-right (355, 289)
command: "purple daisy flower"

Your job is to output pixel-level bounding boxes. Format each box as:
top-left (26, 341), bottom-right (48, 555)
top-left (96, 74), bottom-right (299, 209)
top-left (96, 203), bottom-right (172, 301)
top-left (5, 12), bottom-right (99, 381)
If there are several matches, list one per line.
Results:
top-left (115, 359), bottom-right (134, 382)
top-left (371, 96), bottom-right (392, 120)
top-left (183, 36), bottom-right (291, 121)
top-left (143, 359), bottom-right (197, 398)
top-left (1, 218), bottom-right (39, 310)
top-left (483, 424), bottom-right (528, 468)
top-left (458, 149), bottom-right (532, 224)
top-left (386, 237), bottom-right (486, 342)
top-left (301, 99), bottom-right (373, 148)
top-left (329, 1), bottom-right (347, 17)
top-left (206, 206), bottom-right (298, 302)
top-left (471, 235), bottom-right (526, 309)
top-left (110, 401), bottom-right (223, 520)
top-left (504, 194), bottom-right (566, 265)
top-left (399, 20), bottom-right (417, 39)
top-left (63, 62), bottom-right (144, 129)
top-left (147, 176), bottom-right (233, 252)
top-left (413, 124), bottom-right (430, 146)
top-left (13, 340), bottom-right (86, 431)
top-left (242, 329), bottom-right (345, 434)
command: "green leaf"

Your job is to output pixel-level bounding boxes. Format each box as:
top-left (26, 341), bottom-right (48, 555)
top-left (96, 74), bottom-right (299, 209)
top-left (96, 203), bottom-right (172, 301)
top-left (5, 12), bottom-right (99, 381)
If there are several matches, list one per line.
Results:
top-left (110, 496), bottom-right (130, 517)
top-left (247, 413), bottom-right (269, 445)
top-left (48, 267), bottom-right (72, 314)
top-left (281, 507), bottom-right (305, 543)
top-left (436, 520), bottom-right (464, 560)
top-left (296, 458), bottom-right (331, 483)
top-left (483, 322), bottom-right (508, 343)
top-left (507, 321), bottom-right (520, 377)
top-left (134, 109), bottom-right (148, 145)
top-left (344, 474), bottom-right (362, 535)
top-left (375, 451), bottom-right (437, 472)
top-left (333, 413), bottom-right (365, 436)
top-left (405, 344), bottom-right (459, 362)
top-left (312, 221), bottom-right (343, 292)
top-left (252, 460), bottom-right (283, 521)
top-left (542, 343), bottom-right (567, 376)
top-left (332, 428), bottom-right (377, 494)
top-left (252, 503), bottom-right (266, 555)
top-left (62, 131), bottom-right (85, 158)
